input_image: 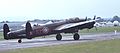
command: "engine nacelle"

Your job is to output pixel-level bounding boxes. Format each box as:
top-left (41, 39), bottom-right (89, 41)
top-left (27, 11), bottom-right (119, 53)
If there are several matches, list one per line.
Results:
top-left (87, 22), bottom-right (95, 29)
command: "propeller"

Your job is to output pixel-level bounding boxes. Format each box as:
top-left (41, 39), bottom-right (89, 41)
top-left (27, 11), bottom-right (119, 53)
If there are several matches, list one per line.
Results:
top-left (87, 15), bottom-right (98, 31)
top-left (94, 26), bottom-right (98, 31)
top-left (93, 15), bottom-right (98, 31)
top-left (85, 16), bottom-right (87, 21)
top-left (93, 15), bottom-right (96, 20)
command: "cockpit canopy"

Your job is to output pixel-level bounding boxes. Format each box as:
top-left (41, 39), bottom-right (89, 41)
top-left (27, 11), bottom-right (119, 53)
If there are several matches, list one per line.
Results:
top-left (66, 17), bottom-right (85, 23)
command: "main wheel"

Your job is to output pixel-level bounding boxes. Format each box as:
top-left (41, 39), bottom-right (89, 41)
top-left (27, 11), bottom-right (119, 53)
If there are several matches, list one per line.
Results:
top-left (18, 39), bottom-right (22, 43)
top-left (73, 33), bottom-right (80, 40)
top-left (56, 34), bottom-right (62, 40)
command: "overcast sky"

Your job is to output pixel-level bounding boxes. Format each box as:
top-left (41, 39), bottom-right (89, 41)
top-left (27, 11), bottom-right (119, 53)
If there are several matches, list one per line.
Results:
top-left (0, 0), bottom-right (120, 21)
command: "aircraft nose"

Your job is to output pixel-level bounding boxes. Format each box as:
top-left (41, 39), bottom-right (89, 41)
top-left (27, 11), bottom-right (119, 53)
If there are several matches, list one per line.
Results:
top-left (92, 22), bottom-right (95, 26)
top-left (93, 21), bottom-right (96, 24)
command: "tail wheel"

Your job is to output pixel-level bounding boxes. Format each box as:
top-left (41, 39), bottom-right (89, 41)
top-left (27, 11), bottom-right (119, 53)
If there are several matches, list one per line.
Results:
top-left (56, 34), bottom-right (62, 40)
top-left (18, 39), bottom-right (22, 43)
top-left (73, 33), bottom-right (80, 40)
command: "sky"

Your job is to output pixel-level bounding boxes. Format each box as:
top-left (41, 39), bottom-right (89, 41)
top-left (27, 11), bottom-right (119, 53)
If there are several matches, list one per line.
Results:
top-left (0, 0), bottom-right (120, 21)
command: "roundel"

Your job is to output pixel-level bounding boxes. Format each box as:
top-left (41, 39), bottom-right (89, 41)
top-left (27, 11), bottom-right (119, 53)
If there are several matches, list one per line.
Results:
top-left (42, 27), bottom-right (49, 34)
top-left (29, 31), bottom-right (33, 35)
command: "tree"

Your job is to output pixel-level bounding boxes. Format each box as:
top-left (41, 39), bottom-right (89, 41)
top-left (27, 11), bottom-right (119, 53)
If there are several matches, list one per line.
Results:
top-left (111, 15), bottom-right (120, 22)
top-left (97, 17), bottom-right (102, 19)
top-left (96, 17), bottom-right (104, 22)
top-left (87, 18), bottom-right (91, 20)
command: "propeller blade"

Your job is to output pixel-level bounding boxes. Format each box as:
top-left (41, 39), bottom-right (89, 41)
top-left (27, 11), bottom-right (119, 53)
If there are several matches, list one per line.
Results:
top-left (94, 26), bottom-right (97, 31)
top-left (93, 15), bottom-right (96, 20)
top-left (85, 16), bottom-right (87, 21)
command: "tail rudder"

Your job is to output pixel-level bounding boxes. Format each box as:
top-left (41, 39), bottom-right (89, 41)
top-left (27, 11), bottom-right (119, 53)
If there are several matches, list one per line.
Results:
top-left (26, 21), bottom-right (33, 39)
top-left (3, 24), bottom-right (10, 40)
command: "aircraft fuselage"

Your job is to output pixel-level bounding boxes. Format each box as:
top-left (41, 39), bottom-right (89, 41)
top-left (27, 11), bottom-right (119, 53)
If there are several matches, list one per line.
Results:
top-left (5, 18), bottom-right (91, 39)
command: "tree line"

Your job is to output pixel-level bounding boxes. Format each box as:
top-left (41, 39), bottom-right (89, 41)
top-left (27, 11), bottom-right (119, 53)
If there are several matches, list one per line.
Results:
top-left (88, 15), bottom-right (120, 22)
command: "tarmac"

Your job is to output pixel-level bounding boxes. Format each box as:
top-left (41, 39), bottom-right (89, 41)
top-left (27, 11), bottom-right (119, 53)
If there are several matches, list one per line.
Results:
top-left (0, 32), bottom-right (120, 51)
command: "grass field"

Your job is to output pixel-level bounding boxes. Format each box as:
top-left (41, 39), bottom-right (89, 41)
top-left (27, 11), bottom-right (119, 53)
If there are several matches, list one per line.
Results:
top-left (0, 32), bottom-right (3, 40)
top-left (2, 39), bottom-right (120, 53)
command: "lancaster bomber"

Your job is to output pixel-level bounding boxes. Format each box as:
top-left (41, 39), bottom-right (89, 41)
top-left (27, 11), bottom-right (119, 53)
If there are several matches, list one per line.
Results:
top-left (3, 16), bottom-right (97, 43)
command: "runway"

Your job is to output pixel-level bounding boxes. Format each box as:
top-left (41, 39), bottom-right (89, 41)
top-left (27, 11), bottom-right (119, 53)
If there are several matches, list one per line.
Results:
top-left (0, 32), bottom-right (120, 51)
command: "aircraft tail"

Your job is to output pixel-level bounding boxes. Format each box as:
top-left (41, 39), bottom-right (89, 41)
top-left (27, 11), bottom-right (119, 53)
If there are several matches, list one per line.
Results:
top-left (26, 21), bottom-right (33, 39)
top-left (3, 24), bottom-right (10, 40)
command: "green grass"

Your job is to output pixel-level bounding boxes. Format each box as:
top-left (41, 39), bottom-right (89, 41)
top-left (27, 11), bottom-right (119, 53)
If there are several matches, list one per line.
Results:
top-left (0, 32), bottom-right (3, 40)
top-left (2, 39), bottom-right (120, 53)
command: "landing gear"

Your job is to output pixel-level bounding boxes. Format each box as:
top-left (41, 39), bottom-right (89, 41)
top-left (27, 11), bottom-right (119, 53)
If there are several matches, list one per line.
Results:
top-left (56, 34), bottom-right (62, 40)
top-left (73, 33), bottom-right (80, 40)
top-left (18, 39), bottom-right (22, 43)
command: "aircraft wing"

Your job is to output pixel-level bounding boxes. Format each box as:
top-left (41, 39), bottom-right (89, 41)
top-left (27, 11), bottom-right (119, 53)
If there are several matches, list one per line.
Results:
top-left (55, 20), bottom-right (96, 30)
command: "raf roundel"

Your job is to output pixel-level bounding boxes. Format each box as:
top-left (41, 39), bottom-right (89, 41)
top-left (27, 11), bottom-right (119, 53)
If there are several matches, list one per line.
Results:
top-left (42, 27), bottom-right (49, 34)
top-left (29, 31), bottom-right (33, 35)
